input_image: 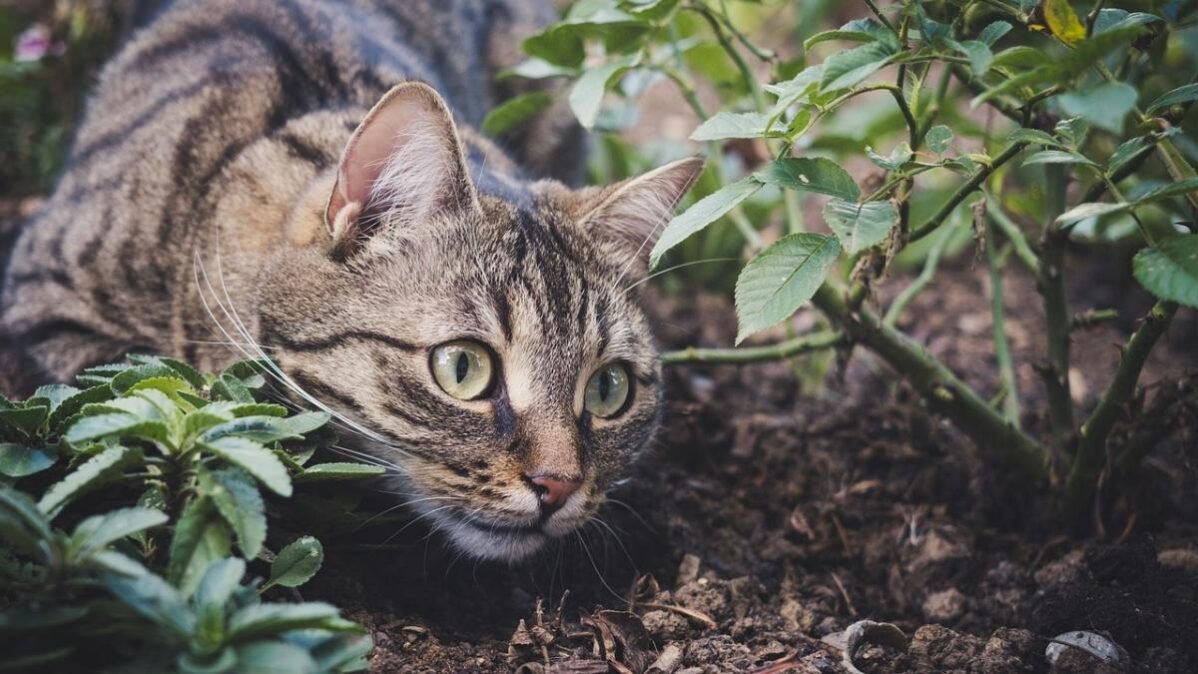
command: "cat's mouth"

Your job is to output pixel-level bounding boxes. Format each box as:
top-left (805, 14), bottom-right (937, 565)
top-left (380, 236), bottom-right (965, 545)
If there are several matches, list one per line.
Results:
top-left (418, 503), bottom-right (587, 562)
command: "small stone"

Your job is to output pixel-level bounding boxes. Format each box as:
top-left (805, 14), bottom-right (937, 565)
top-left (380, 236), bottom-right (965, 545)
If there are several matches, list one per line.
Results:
top-left (922, 588), bottom-right (966, 622)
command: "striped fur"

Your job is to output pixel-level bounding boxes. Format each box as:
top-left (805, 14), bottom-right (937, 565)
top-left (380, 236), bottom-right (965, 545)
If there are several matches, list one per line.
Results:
top-left (1, 0), bottom-right (702, 561)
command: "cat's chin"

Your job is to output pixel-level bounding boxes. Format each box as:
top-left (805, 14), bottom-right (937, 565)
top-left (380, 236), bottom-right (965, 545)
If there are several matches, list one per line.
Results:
top-left (444, 519), bottom-right (549, 562)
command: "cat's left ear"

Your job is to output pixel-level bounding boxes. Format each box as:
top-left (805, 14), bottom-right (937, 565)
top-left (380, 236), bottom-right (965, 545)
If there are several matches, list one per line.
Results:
top-left (578, 157), bottom-right (705, 272)
top-left (325, 82), bottom-right (479, 258)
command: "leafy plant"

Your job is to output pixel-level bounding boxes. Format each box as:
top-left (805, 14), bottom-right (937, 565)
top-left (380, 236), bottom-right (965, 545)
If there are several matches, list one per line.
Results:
top-left (0, 356), bottom-right (384, 672)
top-left (511, 0), bottom-right (1198, 525)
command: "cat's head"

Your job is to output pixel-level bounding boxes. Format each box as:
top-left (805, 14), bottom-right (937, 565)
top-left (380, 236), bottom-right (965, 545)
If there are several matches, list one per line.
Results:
top-left (259, 82), bottom-right (701, 561)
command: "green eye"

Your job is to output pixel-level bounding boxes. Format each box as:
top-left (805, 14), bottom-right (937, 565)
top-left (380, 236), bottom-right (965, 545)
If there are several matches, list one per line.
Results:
top-left (584, 363), bottom-right (632, 419)
top-left (430, 340), bottom-right (495, 400)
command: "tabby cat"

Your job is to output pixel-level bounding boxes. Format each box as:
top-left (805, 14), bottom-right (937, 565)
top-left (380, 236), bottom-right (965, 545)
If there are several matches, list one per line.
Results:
top-left (1, 0), bottom-right (702, 561)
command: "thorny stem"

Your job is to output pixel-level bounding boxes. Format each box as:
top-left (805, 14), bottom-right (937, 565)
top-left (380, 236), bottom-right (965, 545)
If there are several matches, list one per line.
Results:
top-left (985, 200), bottom-right (1040, 275)
top-left (661, 330), bottom-right (843, 364)
top-left (983, 203), bottom-right (1021, 427)
top-left (1064, 301), bottom-right (1179, 525)
top-left (812, 283), bottom-right (1052, 479)
top-left (862, 0), bottom-right (897, 33)
top-left (1038, 165), bottom-right (1074, 460)
top-left (907, 141), bottom-right (1029, 242)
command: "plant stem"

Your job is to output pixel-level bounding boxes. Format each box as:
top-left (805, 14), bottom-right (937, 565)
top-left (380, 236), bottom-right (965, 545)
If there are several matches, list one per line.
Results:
top-left (1038, 165), bottom-right (1074, 459)
top-left (862, 0), bottom-right (897, 32)
top-left (985, 201), bottom-right (1041, 275)
top-left (907, 141), bottom-right (1028, 242)
top-left (661, 330), bottom-right (842, 365)
top-left (1064, 301), bottom-right (1178, 523)
top-left (984, 204), bottom-right (1021, 427)
top-left (883, 223), bottom-right (956, 327)
top-left (812, 284), bottom-right (1051, 478)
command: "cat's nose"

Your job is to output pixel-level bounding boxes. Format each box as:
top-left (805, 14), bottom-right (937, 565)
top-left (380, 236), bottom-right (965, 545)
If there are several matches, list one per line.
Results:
top-left (526, 473), bottom-right (581, 516)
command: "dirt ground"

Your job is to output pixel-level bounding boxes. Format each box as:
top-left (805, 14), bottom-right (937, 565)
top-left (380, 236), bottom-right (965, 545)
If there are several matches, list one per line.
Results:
top-left (276, 253), bottom-right (1196, 674)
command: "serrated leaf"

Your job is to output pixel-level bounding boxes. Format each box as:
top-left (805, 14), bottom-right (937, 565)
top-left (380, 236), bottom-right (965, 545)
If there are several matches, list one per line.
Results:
top-left (195, 557), bottom-right (246, 648)
top-left (201, 437), bottom-right (292, 497)
top-left (68, 507), bottom-right (167, 559)
top-left (0, 405), bottom-right (48, 435)
top-left (1023, 150), bottom-right (1099, 167)
top-left (267, 536), bottom-right (324, 589)
top-left (64, 413), bottom-right (170, 448)
top-left (1107, 136), bottom-right (1153, 175)
top-left (102, 566), bottom-right (195, 639)
top-left (38, 445), bottom-right (137, 518)
top-left (110, 363), bottom-right (183, 395)
top-left (1146, 83), bottom-right (1198, 115)
top-left (202, 402), bottom-right (289, 418)
top-left (953, 40), bottom-right (992, 77)
top-left (1133, 234), bottom-right (1198, 308)
top-left (168, 497), bottom-right (232, 596)
top-left (649, 177), bottom-right (763, 268)
top-left (0, 443), bottom-right (56, 477)
top-left (0, 487), bottom-right (53, 544)
top-left (1006, 128), bottom-right (1063, 148)
top-left (690, 111), bottom-right (777, 141)
top-left (753, 157), bottom-right (859, 201)
top-left (823, 199), bottom-right (899, 254)
top-left (482, 91), bottom-right (554, 137)
top-left (229, 602), bottom-right (340, 640)
top-left (200, 412), bottom-right (327, 445)
top-left (803, 18), bottom-right (891, 50)
top-left (925, 125), bottom-right (954, 154)
top-left (568, 54), bottom-right (639, 130)
top-left (819, 40), bottom-right (897, 91)
top-left (1058, 82), bottom-right (1138, 134)
top-left (47, 385), bottom-right (113, 434)
top-left (734, 234), bottom-right (841, 344)
top-left (234, 641), bottom-right (319, 674)
top-left (1056, 202), bottom-right (1129, 226)
top-left (866, 142), bottom-right (913, 171)
top-left (1044, 0), bottom-right (1086, 44)
top-left (211, 373), bottom-right (254, 403)
top-left (30, 385), bottom-right (78, 414)
top-left (1134, 177), bottom-right (1198, 204)
top-left (294, 462), bottom-right (387, 483)
top-left (205, 468), bottom-right (267, 559)
top-left (979, 21), bottom-right (1012, 46)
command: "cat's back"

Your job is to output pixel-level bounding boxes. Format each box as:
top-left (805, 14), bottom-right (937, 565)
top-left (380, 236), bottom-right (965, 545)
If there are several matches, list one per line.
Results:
top-left (3, 0), bottom-right (560, 379)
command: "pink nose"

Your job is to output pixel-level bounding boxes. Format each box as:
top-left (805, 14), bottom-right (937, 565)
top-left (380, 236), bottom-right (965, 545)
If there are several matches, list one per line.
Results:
top-left (526, 474), bottom-right (581, 515)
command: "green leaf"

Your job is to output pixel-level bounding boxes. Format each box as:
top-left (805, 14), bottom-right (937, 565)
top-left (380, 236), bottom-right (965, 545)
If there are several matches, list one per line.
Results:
top-left (0, 405), bottom-right (48, 435)
top-left (649, 177), bottom-right (763, 268)
top-left (765, 65), bottom-right (824, 113)
top-left (568, 54), bottom-right (639, 130)
top-left (308, 634), bottom-right (374, 673)
top-left (267, 536), bottom-right (324, 589)
top-left (234, 641), bottom-right (318, 674)
top-left (866, 142), bottom-right (913, 171)
top-left (1058, 82), bottom-right (1138, 134)
top-left (200, 412), bottom-right (328, 445)
top-left (1147, 84), bottom-right (1198, 115)
top-left (294, 462), bottom-right (387, 483)
top-left (38, 445), bottom-right (137, 518)
top-left (30, 384), bottom-right (78, 414)
top-left (211, 373), bottom-right (254, 403)
top-left (1056, 202), bottom-right (1129, 227)
top-left (0, 605), bottom-right (89, 631)
top-left (195, 558), bottom-right (246, 612)
top-left (159, 357), bottom-right (208, 390)
top-left (205, 468), bottom-right (267, 559)
top-left (68, 507), bottom-right (167, 559)
top-left (1107, 136), bottom-right (1153, 174)
top-left (1007, 128), bottom-right (1063, 148)
top-left (1044, 0), bottom-right (1086, 44)
top-left (64, 413), bottom-right (170, 448)
top-left (734, 234), bottom-right (841, 344)
top-left (819, 40), bottom-right (897, 92)
top-left (499, 58), bottom-right (573, 81)
top-left (823, 199), bottom-right (899, 254)
top-left (0, 443), bottom-right (56, 477)
top-left (110, 363), bottom-right (184, 395)
top-left (690, 111), bottom-right (779, 141)
top-left (202, 402), bottom-right (289, 418)
top-left (481, 91), bottom-right (554, 137)
top-left (200, 437), bottom-right (293, 497)
top-left (0, 487), bottom-right (53, 547)
top-left (229, 602), bottom-right (340, 641)
top-left (952, 40), bottom-right (992, 77)
top-left (47, 385), bottom-right (113, 434)
top-left (102, 565), bottom-right (196, 639)
top-left (1134, 177), bottom-right (1198, 204)
top-left (753, 157), bottom-right (859, 201)
top-left (1022, 150), bottom-right (1099, 167)
top-left (925, 125), bottom-right (954, 154)
top-left (1133, 234), bottom-right (1198, 308)
top-left (168, 497), bottom-right (233, 596)
top-left (978, 21), bottom-right (1012, 46)
top-left (803, 18), bottom-right (891, 50)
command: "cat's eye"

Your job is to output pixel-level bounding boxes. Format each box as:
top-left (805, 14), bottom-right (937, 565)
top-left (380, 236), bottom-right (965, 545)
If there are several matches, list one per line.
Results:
top-left (430, 340), bottom-right (495, 400)
top-left (584, 363), bottom-right (632, 419)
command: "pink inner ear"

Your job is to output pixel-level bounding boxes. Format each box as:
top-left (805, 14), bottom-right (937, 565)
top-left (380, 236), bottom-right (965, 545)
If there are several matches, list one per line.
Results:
top-left (326, 91), bottom-right (441, 224)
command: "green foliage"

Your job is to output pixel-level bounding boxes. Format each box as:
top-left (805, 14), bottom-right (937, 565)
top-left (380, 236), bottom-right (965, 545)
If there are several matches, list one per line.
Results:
top-left (0, 356), bottom-right (380, 672)
top-left (522, 0), bottom-right (1198, 525)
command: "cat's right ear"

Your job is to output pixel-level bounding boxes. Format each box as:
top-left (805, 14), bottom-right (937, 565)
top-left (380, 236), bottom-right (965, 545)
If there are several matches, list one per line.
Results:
top-left (325, 81), bottom-right (479, 259)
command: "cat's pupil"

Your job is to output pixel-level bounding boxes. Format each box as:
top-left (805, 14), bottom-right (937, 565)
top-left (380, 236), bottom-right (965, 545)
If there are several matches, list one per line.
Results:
top-left (598, 371), bottom-right (610, 400)
top-left (455, 353), bottom-right (469, 383)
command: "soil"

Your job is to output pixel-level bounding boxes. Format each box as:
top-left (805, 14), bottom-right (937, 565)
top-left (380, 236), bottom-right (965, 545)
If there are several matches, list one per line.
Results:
top-left (285, 255), bottom-right (1196, 674)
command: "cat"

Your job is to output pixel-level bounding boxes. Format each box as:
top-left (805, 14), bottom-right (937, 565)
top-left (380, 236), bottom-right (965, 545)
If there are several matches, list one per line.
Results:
top-left (1, 0), bottom-right (702, 562)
